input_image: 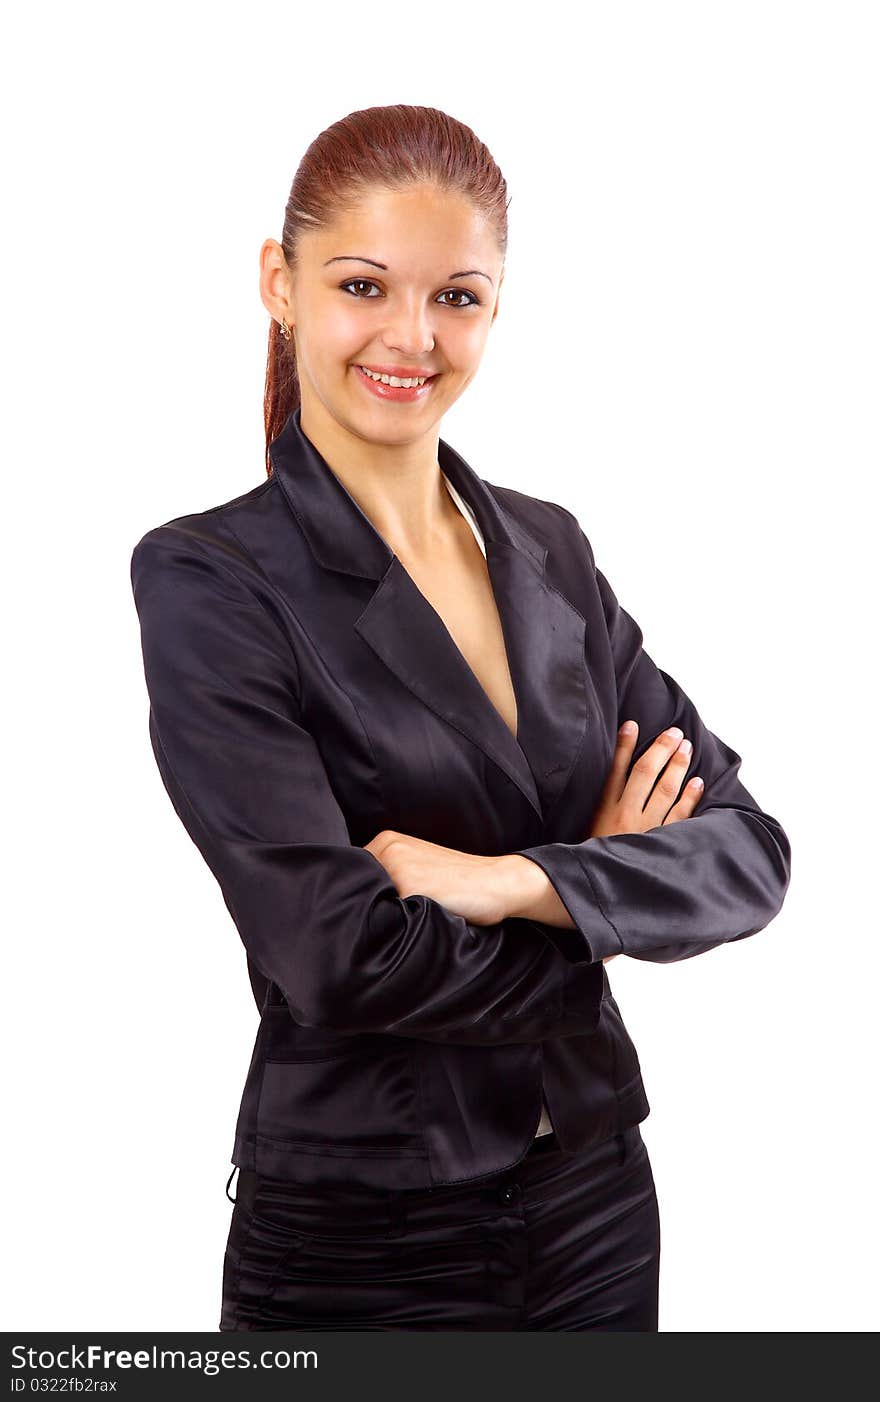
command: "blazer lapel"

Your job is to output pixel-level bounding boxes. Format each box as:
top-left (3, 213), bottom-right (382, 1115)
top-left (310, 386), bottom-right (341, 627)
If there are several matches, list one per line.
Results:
top-left (268, 408), bottom-right (589, 825)
top-left (353, 553), bottom-right (544, 818)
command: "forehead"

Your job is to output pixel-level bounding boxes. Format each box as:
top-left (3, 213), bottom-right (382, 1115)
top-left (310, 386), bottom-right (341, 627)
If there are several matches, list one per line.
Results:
top-left (305, 184), bottom-right (500, 269)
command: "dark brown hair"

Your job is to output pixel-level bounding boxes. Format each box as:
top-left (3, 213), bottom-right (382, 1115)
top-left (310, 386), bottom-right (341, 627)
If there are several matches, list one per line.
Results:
top-left (264, 104), bottom-right (510, 477)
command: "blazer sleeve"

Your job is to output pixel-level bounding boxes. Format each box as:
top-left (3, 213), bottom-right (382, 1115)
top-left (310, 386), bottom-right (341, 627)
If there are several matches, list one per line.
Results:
top-left (514, 519), bottom-right (792, 965)
top-left (130, 525), bottom-right (604, 1045)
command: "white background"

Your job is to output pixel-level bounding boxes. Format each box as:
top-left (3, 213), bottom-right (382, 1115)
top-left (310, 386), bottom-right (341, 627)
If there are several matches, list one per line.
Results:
top-left (4, 0), bottom-right (877, 1333)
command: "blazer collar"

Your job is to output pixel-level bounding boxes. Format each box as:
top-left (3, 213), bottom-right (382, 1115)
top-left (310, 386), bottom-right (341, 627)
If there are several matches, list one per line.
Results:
top-left (268, 407), bottom-right (588, 825)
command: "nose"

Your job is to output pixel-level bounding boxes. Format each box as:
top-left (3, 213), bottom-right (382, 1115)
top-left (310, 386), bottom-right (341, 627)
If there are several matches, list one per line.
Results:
top-left (381, 299), bottom-right (435, 359)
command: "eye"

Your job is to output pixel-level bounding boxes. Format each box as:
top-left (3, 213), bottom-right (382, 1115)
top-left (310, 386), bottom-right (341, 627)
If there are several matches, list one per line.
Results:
top-left (340, 278), bottom-right (382, 298)
top-left (339, 279), bottom-right (480, 308)
top-left (437, 288), bottom-right (480, 308)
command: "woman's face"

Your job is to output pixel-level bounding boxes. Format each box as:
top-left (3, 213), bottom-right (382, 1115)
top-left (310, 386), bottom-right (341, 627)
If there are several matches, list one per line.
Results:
top-left (278, 183), bottom-right (504, 445)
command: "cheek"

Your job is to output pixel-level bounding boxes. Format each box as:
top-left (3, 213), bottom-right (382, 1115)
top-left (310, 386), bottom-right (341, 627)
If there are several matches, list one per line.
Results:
top-left (444, 317), bottom-right (491, 369)
top-left (303, 300), bottom-right (366, 369)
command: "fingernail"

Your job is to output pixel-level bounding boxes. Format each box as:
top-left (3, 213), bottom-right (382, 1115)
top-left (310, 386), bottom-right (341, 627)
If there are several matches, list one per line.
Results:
top-left (691, 776), bottom-right (704, 788)
top-left (620, 720), bottom-right (637, 735)
top-left (679, 739), bottom-right (692, 757)
top-left (665, 726), bottom-right (684, 741)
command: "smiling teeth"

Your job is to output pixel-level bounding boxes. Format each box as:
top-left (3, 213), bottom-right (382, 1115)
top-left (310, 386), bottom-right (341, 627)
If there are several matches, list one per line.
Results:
top-left (358, 367), bottom-right (429, 387)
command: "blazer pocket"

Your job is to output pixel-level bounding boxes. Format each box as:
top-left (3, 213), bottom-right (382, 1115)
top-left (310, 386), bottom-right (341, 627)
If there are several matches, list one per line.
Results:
top-left (256, 1030), bottom-right (423, 1151)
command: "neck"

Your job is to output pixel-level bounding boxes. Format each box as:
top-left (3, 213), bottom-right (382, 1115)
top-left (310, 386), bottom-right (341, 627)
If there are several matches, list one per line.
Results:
top-left (299, 396), bottom-right (458, 555)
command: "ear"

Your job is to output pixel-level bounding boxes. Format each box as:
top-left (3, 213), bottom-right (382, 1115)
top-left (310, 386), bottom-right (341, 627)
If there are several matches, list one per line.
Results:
top-left (259, 238), bottom-right (294, 325)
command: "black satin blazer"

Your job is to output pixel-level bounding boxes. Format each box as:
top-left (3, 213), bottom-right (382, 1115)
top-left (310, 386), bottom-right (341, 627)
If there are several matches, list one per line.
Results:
top-left (130, 407), bottom-right (792, 1190)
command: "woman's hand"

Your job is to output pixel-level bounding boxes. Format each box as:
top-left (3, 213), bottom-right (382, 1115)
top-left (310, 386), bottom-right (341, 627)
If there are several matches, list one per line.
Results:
top-left (364, 831), bottom-right (512, 927)
top-left (592, 720), bottom-right (704, 963)
top-left (589, 720), bottom-right (704, 840)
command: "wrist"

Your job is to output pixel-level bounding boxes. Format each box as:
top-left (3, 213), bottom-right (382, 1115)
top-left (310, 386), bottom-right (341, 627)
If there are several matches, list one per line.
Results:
top-left (496, 853), bottom-right (554, 921)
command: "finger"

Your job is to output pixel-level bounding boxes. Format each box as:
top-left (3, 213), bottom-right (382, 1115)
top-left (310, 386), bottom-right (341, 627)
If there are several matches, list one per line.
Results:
top-left (643, 736), bottom-right (694, 825)
top-left (363, 829), bottom-right (401, 862)
top-left (623, 725), bottom-right (687, 812)
top-left (602, 720), bottom-right (640, 804)
top-left (661, 774), bottom-right (705, 825)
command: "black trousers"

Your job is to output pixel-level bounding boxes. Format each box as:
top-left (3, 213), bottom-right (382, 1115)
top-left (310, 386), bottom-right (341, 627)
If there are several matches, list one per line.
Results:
top-left (219, 1124), bottom-right (660, 1331)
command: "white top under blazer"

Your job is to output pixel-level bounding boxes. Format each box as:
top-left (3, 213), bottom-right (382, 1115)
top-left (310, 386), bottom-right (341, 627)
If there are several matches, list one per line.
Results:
top-left (442, 471), bottom-right (554, 1139)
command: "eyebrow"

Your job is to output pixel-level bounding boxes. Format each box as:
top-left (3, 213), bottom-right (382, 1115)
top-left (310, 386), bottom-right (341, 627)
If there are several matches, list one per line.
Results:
top-left (324, 255), bottom-right (494, 287)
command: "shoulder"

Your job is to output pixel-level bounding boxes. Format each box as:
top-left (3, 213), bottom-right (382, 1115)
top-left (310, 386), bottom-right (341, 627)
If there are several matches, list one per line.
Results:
top-left (130, 477), bottom-right (278, 583)
top-left (483, 479), bottom-right (597, 572)
top-left (129, 477), bottom-right (300, 683)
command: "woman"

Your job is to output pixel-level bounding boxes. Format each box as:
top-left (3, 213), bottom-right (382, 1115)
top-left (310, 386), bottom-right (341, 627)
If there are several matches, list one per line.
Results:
top-left (130, 105), bottom-right (791, 1332)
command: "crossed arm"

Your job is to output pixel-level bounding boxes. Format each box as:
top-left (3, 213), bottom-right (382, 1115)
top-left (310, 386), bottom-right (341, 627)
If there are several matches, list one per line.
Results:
top-left (364, 717), bottom-right (709, 955)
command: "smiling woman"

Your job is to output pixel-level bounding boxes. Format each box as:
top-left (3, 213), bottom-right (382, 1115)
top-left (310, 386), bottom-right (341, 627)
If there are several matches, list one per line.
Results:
top-left (130, 103), bottom-right (790, 1333)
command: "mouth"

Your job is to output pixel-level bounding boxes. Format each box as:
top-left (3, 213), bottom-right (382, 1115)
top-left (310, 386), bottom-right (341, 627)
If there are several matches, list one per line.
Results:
top-left (351, 363), bottom-right (440, 403)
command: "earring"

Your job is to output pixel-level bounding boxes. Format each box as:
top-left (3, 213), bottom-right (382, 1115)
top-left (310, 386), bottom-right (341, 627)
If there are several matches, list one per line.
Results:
top-left (279, 317), bottom-right (292, 341)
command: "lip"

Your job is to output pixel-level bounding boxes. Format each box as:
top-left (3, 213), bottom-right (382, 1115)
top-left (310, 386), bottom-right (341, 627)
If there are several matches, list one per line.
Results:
top-left (352, 363), bottom-right (439, 404)
top-left (353, 363), bottom-right (439, 379)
